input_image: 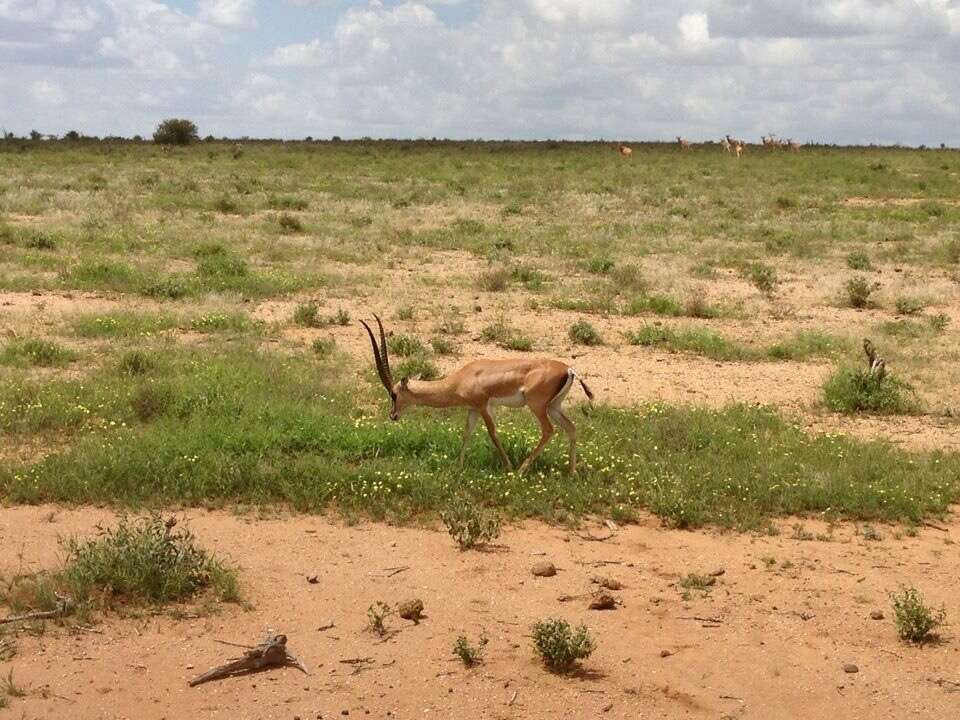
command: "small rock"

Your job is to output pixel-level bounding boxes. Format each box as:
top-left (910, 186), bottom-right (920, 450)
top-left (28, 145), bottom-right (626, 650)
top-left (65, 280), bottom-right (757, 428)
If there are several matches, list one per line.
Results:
top-left (870, 610), bottom-right (884, 620)
top-left (709, 568), bottom-right (725, 577)
top-left (591, 575), bottom-right (623, 591)
top-left (531, 561), bottom-right (557, 577)
top-left (307, 575), bottom-right (319, 584)
top-left (843, 664), bottom-right (859, 674)
top-left (589, 591), bottom-right (617, 610)
top-left (186, 664), bottom-right (194, 670)
top-left (660, 649), bottom-right (672, 658)
top-left (602, 703), bottom-right (614, 713)
top-left (397, 598), bottom-right (424, 623)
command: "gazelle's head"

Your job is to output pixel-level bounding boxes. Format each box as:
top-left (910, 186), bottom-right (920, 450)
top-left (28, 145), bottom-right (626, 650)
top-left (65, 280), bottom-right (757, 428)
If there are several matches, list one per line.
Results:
top-left (360, 315), bottom-right (415, 421)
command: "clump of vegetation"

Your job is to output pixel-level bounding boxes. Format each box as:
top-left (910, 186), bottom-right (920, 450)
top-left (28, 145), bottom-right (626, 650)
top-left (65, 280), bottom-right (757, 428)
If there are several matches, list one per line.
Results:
top-left (197, 252), bottom-right (249, 280)
top-left (481, 319), bottom-right (533, 351)
top-left (441, 499), bottom-right (501, 550)
top-left (822, 367), bottom-right (919, 414)
top-left (511, 265), bottom-right (546, 291)
top-left (311, 337), bottom-right (336, 358)
top-left (928, 313), bottom-right (950, 333)
top-left (21, 229), bottom-right (58, 250)
top-left (679, 573), bottom-right (715, 592)
top-left (331, 308), bottom-right (350, 326)
top-left (293, 302), bottom-right (322, 328)
top-left (395, 355), bottom-right (440, 381)
top-left (143, 275), bottom-right (193, 300)
top-left (891, 586), bottom-right (945, 644)
top-left (367, 601), bottom-right (393, 637)
top-left (477, 267), bottom-right (511, 292)
top-left (586, 256), bottom-right (615, 275)
top-left (213, 196), bottom-right (238, 214)
top-left (388, 334), bottom-right (428, 357)
top-left (0, 338), bottom-right (77, 368)
top-left (277, 213), bottom-right (304, 233)
top-left (118, 350), bottom-right (156, 376)
top-left (568, 319), bottom-right (603, 346)
top-left (846, 251), bottom-right (873, 270)
top-left (435, 315), bottom-right (466, 335)
top-left (765, 330), bottom-right (845, 361)
top-left (895, 296), bottom-right (926, 316)
top-left (531, 619), bottom-right (596, 672)
top-left (395, 305), bottom-right (416, 321)
top-left (453, 633), bottom-right (488, 667)
top-left (941, 237), bottom-right (960, 265)
top-left (845, 276), bottom-right (881, 308)
top-left (626, 324), bottom-right (748, 362)
top-left (269, 195), bottom-right (309, 211)
top-left (190, 312), bottom-right (251, 333)
top-left (745, 262), bottom-right (779, 296)
top-left (430, 336), bottom-right (458, 355)
top-left (153, 118), bottom-right (198, 146)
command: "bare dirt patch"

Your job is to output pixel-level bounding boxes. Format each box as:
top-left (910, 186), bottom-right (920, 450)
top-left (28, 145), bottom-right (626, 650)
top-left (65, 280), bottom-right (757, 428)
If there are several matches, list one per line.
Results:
top-left (1, 505), bottom-right (957, 719)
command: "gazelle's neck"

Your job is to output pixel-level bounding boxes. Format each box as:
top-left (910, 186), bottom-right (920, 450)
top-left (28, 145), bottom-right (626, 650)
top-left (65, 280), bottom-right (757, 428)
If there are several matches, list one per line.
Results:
top-left (407, 377), bottom-right (460, 408)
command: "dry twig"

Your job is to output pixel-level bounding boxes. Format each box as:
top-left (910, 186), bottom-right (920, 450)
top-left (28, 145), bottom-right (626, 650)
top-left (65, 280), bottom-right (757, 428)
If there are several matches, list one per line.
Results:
top-left (189, 633), bottom-right (308, 687)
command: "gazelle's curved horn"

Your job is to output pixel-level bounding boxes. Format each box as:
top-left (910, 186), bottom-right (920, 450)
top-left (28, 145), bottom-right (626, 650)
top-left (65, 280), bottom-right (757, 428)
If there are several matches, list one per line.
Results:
top-left (360, 319), bottom-right (394, 398)
top-left (373, 314), bottom-right (392, 383)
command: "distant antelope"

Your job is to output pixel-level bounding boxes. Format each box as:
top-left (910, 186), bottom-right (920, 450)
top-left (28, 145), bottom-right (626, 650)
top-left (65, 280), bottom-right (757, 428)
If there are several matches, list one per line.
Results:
top-left (677, 136), bottom-right (691, 150)
top-left (361, 315), bottom-right (594, 475)
top-left (734, 141), bottom-right (744, 158)
top-left (618, 143), bottom-right (633, 157)
top-left (720, 137), bottom-right (731, 153)
top-left (787, 139), bottom-right (801, 152)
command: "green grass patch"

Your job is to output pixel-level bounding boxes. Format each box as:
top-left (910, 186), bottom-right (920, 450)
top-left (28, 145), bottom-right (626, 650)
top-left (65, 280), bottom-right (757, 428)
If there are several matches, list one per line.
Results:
top-left (480, 319), bottom-right (534, 351)
top-left (1, 347), bottom-right (957, 530)
top-left (0, 337), bottom-right (77, 368)
top-left (626, 324), bottom-right (750, 362)
top-left (822, 367), bottom-right (920, 414)
top-left (72, 311), bottom-right (178, 338)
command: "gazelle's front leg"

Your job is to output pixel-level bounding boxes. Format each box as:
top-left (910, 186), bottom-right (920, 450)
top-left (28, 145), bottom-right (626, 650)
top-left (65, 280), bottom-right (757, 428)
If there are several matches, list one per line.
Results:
top-left (458, 410), bottom-right (479, 466)
top-left (479, 408), bottom-right (513, 471)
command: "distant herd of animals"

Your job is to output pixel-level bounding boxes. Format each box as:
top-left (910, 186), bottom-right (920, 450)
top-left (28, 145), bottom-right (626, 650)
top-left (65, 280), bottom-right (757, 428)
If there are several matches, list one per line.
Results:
top-left (618, 134), bottom-right (801, 158)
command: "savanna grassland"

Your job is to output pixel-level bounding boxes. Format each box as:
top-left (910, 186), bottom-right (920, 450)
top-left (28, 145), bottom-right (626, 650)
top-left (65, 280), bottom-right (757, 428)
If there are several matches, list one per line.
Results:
top-left (3, 140), bottom-right (960, 720)
top-left (2, 139), bottom-right (960, 529)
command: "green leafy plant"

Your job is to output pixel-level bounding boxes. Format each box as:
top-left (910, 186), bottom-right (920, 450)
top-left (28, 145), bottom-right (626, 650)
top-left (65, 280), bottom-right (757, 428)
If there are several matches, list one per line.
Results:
top-left (153, 118), bottom-right (198, 146)
top-left (531, 619), bottom-right (596, 672)
top-left (746, 262), bottom-right (778, 296)
top-left (367, 601), bottom-right (393, 637)
top-left (441, 500), bottom-right (501, 550)
top-left (894, 296), bottom-right (926, 316)
top-left (846, 251), bottom-right (873, 270)
top-left (453, 633), bottom-right (488, 667)
top-left (891, 586), bottom-right (945, 643)
top-left (568, 319), bottom-right (603, 346)
top-left (845, 276), bottom-right (880, 308)
top-left (822, 367), bottom-right (919, 414)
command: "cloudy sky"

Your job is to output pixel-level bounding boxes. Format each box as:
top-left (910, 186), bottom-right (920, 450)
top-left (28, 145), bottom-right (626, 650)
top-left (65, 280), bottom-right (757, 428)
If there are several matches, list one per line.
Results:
top-left (2, 0), bottom-right (959, 144)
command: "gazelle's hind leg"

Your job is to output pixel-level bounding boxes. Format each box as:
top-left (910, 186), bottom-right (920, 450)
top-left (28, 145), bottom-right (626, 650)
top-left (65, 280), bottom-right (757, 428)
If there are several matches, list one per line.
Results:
top-left (458, 410), bottom-right (479, 466)
top-left (517, 406), bottom-right (554, 475)
top-left (547, 405), bottom-right (577, 474)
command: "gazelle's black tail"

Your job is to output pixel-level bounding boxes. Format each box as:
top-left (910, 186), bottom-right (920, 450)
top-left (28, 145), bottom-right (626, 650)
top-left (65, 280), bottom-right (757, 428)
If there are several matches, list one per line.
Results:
top-left (577, 377), bottom-right (594, 402)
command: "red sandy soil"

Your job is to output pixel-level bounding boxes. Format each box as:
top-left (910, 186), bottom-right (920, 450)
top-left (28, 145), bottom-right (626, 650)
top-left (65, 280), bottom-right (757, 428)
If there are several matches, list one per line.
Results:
top-left (1, 505), bottom-right (958, 719)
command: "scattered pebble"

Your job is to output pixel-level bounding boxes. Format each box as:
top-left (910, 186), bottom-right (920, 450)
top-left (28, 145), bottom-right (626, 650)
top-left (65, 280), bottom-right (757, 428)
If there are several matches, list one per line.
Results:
top-left (709, 568), bottom-right (726, 577)
top-left (531, 561), bottom-right (557, 577)
top-left (397, 599), bottom-right (425, 623)
top-left (591, 576), bottom-right (623, 591)
top-left (307, 575), bottom-right (319, 584)
top-left (660, 649), bottom-right (672, 658)
top-left (843, 664), bottom-right (859, 674)
top-left (870, 610), bottom-right (885, 620)
top-left (589, 591), bottom-right (617, 610)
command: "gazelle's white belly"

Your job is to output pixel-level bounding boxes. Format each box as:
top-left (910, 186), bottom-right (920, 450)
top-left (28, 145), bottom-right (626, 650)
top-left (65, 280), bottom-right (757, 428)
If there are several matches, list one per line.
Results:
top-left (489, 391), bottom-right (526, 408)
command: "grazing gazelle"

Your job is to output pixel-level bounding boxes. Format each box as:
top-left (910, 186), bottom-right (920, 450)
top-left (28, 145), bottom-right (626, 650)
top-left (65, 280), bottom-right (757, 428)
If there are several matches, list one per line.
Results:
top-left (677, 136), bottom-right (691, 150)
top-left (734, 141), bottom-right (744, 158)
top-left (720, 136), bottom-right (731, 153)
top-left (617, 143), bottom-right (633, 157)
top-left (360, 316), bottom-right (594, 475)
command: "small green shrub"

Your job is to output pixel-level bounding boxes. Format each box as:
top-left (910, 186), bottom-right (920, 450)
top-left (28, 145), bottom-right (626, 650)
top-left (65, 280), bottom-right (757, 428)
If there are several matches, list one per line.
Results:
top-left (388, 334), bottom-right (428, 357)
top-left (845, 276), bottom-right (880, 308)
top-left (481, 319), bottom-right (533, 351)
top-left (311, 337), bottom-right (336, 358)
top-left (293, 302), bottom-right (322, 328)
top-left (511, 265), bottom-right (546, 291)
top-left (21, 230), bottom-right (58, 250)
top-left (118, 350), bottom-right (156, 376)
top-left (190, 312), bottom-right (251, 333)
top-left (277, 213), bottom-right (304, 233)
top-left (435, 315), bottom-right (466, 335)
top-left (941, 238), bottom-right (960, 265)
top-left (441, 500), bottom-right (501, 550)
top-left (331, 308), bottom-right (350, 326)
top-left (395, 305), bottom-right (416, 321)
top-left (269, 195), bottom-right (309, 211)
top-left (477, 267), bottom-right (511, 292)
top-left (0, 338), bottom-right (76, 368)
top-left (430, 336), bottom-right (458, 355)
top-left (846, 251), bottom-right (872, 270)
top-left (60, 514), bottom-right (239, 604)
top-left (822, 367), bottom-right (919, 414)
top-left (367, 601), bottom-right (392, 637)
top-left (568, 319), bottom-right (603, 346)
top-left (131, 382), bottom-right (176, 422)
top-left (531, 619), bottom-right (596, 672)
top-left (142, 275), bottom-right (193, 300)
top-left (586, 256), bottom-right (615, 275)
top-left (213, 196), bottom-right (238, 214)
top-left (895, 296), bottom-right (926, 316)
top-left (395, 355), bottom-right (440, 381)
top-left (197, 253), bottom-right (248, 279)
top-left (453, 633), bottom-right (488, 667)
top-left (891, 586), bottom-right (945, 643)
top-left (746, 262), bottom-right (778, 296)
top-left (928, 313), bottom-right (950, 333)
